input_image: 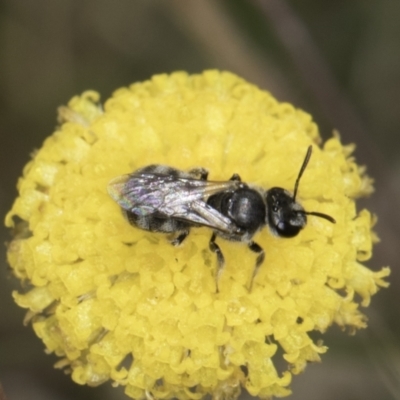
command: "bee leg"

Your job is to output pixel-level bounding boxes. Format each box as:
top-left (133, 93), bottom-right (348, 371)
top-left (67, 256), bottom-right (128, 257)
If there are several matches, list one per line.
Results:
top-left (247, 241), bottom-right (265, 291)
top-left (188, 167), bottom-right (209, 181)
top-left (209, 233), bottom-right (224, 292)
top-left (229, 173), bottom-right (241, 182)
top-left (170, 229), bottom-right (190, 246)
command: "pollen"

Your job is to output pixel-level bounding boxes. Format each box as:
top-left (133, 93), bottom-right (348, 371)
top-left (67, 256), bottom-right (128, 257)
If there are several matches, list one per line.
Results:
top-left (5, 71), bottom-right (389, 399)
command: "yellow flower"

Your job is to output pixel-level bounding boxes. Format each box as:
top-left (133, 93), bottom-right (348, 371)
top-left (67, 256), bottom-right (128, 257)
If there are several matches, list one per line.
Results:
top-left (5, 71), bottom-right (389, 399)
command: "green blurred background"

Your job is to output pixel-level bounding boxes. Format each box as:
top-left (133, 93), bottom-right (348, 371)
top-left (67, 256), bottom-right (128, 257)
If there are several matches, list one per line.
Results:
top-left (1, 1), bottom-right (399, 399)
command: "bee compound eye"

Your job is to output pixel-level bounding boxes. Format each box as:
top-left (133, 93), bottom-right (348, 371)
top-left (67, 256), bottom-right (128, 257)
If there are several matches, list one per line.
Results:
top-left (276, 221), bottom-right (301, 238)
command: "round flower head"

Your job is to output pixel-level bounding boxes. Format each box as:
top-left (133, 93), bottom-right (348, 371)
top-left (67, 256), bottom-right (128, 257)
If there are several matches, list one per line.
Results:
top-left (5, 71), bottom-right (389, 399)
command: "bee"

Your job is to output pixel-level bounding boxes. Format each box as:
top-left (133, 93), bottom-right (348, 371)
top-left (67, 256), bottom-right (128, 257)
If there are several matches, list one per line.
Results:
top-left (108, 146), bottom-right (335, 290)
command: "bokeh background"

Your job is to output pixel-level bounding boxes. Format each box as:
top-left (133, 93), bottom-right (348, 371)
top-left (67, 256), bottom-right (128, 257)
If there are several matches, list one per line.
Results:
top-left (1, 1), bottom-right (400, 399)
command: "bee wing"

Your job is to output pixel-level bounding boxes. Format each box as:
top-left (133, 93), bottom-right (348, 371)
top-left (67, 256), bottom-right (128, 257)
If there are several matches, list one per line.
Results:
top-left (185, 200), bottom-right (239, 234)
top-left (108, 172), bottom-right (240, 229)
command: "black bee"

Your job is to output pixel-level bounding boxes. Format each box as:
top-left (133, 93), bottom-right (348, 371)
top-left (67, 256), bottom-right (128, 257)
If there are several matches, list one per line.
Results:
top-left (108, 146), bottom-right (335, 290)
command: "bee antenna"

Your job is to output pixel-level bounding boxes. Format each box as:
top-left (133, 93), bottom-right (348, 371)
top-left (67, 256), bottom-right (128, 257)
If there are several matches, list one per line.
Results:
top-left (304, 211), bottom-right (336, 224)
top-left (293, 145), bottom-right (313, 202)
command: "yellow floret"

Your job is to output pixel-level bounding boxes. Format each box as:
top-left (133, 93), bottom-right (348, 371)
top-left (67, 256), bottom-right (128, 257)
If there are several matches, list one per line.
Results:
top-left (5, 70), bottom-right (389, 400)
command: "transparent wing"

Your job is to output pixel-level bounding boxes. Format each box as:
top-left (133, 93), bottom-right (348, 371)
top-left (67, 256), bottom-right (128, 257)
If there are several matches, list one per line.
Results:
top-left (187, 200), bottom-right (239, 233)
top-left (107, 171), bottom-right (241, 233)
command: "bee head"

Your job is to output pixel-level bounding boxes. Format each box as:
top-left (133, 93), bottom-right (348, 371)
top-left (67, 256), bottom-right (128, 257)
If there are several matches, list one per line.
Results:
top-left (265, 187), bottom-right (307, 237)
top-left (265, 146), bottom-right (335, 238)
